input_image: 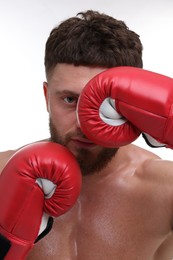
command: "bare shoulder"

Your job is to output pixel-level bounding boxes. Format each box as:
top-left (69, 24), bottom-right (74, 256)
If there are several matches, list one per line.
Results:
top-left (116, 143), bottom-right (160, 170)
top-left (118, 144), bottom-right (173, 185)
top-left (0, 150), bottom-right (16, 173)
top-left (0, 139), bottom-right (51, 174)
top-left (130, 145), bottom-right (173, 196)
top-left (128, 143), bottom-right (161, 160)
top-left (136, 156), bottom-right (173, 181)
top-left (119, 145), bottom-right (173, 218)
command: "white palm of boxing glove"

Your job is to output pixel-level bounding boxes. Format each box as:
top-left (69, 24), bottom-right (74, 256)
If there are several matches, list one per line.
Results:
top-left (99, 97), bottom-right (127, 126)
top-left (90, 97), bottom-right (165, 148)
top-left (77, 83), bottom-right (140, 147)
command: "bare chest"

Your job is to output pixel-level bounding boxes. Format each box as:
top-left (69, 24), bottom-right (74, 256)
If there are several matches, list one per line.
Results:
top-left (27, 182), bottom-right (173, 260)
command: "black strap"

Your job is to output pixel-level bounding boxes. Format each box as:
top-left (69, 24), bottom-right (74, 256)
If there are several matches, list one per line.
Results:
top-left (34, 217), bottom-right (54, 243)
top-left (0, 234), bottom-right (11, 260)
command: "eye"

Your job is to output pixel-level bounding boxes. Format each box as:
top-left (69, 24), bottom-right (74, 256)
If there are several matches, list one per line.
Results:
top-left (64, 96), bottom-right (77, 104)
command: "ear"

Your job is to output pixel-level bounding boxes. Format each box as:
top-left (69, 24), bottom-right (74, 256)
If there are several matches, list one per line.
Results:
top-left (43, 82), bottom-right (49, 112)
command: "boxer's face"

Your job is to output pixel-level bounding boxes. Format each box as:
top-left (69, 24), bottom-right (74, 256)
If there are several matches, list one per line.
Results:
top-left (43, 64), bottom-right (118, 175)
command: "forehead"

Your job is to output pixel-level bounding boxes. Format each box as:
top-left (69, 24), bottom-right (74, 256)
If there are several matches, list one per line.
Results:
top-left (48, 63), bottom-right (107, 94)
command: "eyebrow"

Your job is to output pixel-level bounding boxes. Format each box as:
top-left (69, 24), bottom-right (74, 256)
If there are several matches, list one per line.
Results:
top-left (55, 90), bottom-right (80, 97)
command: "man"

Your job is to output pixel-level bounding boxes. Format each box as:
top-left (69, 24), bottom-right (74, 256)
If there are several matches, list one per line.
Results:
top-left (1, 10), bottom-right (173, 260)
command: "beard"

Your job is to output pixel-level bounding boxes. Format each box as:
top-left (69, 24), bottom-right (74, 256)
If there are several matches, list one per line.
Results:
top-left (49, 118), bottom-right (118, 175)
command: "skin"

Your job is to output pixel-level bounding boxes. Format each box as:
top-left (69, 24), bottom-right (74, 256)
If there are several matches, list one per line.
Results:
top-left (1, 64), bottom-right (173, 259)
top-left (0, 150), bottom-right (15, 172)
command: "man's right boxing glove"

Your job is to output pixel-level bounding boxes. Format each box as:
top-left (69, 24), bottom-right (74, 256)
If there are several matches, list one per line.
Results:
top-left (77, 66), bottom-right (173, 148)
top-left (0, 141), bottom-right (82, 260)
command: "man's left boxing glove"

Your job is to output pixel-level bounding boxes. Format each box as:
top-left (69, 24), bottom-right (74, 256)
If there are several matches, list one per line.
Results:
top-left (77, 66), bottom-right (173, 148)
top-left (0, 141), bottom-right (82, 260)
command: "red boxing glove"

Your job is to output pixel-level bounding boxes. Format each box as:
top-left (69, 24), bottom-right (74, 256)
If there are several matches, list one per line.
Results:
top-left (77, 66), bottom-right (173, 148)
top-left (0, 141), bottom-right (81, 260)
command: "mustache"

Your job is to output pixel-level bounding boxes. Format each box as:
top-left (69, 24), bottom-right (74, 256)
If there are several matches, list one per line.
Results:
top-left (65, 130), bottom-right (88, 142)
top-left (49, 117), bottom-right (88, 142)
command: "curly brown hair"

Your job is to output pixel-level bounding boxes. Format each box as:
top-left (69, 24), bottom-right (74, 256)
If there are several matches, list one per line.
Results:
top-left (45, 10), bottom-right (143, 79)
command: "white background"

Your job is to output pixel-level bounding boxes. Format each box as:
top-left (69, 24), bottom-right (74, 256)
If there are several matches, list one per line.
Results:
top-left (0, 0), bottom-right (173, 159)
